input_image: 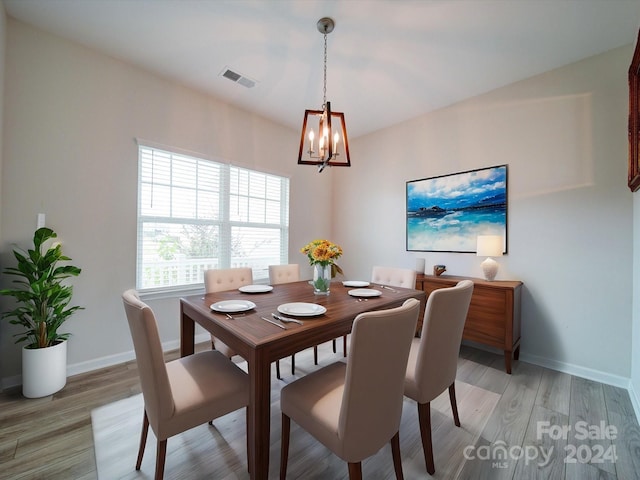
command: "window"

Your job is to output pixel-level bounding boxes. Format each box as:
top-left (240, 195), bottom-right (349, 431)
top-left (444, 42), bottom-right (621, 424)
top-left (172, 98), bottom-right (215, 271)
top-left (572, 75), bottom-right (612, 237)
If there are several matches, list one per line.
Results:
top-left (137, 145), bottom-right (289, 292)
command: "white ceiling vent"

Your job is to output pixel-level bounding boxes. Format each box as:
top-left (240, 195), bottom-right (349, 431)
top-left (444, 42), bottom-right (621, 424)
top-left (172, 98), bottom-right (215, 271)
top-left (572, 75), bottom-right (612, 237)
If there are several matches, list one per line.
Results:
top-left (220, 67), bottom-right (256, 88)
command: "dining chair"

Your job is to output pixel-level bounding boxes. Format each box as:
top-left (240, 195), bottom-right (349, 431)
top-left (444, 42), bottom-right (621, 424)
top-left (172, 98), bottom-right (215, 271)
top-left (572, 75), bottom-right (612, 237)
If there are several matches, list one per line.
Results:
top-left (403, 279), bottom-right (474, 475)
top-left (268, 264), bottom-right (301, 379)
top-left (122, 289), bottom-right (249, 480)
top-left (280, 298), bottom-right (420, 480)
top-left (371, 265), bottom-right (417, 290)
top-left (204, 267), bottom-right (253, 358)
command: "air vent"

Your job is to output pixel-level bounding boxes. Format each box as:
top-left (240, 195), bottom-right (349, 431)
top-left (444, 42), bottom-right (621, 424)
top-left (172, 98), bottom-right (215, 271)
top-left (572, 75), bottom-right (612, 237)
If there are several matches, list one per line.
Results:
top-left (220, 67), bottom-right (256, 88)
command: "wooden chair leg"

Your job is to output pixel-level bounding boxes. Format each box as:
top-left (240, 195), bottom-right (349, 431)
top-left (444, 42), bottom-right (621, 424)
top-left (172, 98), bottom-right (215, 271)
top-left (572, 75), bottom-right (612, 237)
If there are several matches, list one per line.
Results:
top-left (314, 346), bottom-right (319, 365)
top-left (347, 462), bottom-right (363, 480)
top-left (448, 382), bottom-right (461, 427)
top-left (155, 438), bottom-right (167, 480)
top-left (390, 431), bottom-right (404, 480)
top-left (343, 335), bottom-right (348, 357)
top-left (291, 354), bottom-right (296, 375)
top-left (136, 411), bottom-right (149, 470)
top-left (417, 401), bottom-right (435, 475)
top-left (276, 360), bottom-right (282, 380)
top-left (280, 414), bottom-right (291, 480)
top-left (246, 407), bottom-right (251, 474)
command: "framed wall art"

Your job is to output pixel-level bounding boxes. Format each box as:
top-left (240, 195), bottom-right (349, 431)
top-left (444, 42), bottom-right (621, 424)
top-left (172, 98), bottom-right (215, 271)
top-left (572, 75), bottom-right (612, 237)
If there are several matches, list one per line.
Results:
top-left (406, 165), bottom-right (508, 253)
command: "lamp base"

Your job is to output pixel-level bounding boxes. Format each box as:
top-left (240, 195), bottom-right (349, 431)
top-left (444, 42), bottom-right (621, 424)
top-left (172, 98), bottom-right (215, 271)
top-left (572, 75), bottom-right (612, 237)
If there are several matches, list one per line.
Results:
top-left (481, 257), bottom-right (499, 281)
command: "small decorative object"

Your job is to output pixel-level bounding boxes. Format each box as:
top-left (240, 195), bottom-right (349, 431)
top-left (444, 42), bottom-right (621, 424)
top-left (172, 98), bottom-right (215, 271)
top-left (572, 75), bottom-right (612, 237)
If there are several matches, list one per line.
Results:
top-left (477, 235), bottom-right (503, 281)
top-left (415, 258), bottom-right (426, 273)
top-left (0, 227), bottom-right (83, 397)
top-left (301, 239), bottom-right (343, 295)
top-left (433, 265), bottom-right (446, 276)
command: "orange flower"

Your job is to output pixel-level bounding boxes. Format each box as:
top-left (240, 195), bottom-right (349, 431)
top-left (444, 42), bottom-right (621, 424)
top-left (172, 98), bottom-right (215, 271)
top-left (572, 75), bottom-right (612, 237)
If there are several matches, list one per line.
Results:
top-left (301, 239), bottom-right (343, 266)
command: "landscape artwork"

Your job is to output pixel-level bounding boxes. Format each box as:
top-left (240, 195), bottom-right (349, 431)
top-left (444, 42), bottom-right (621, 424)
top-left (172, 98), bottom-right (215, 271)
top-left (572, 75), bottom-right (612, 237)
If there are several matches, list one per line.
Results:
top-left (406, 165), bottom-right (507, 252)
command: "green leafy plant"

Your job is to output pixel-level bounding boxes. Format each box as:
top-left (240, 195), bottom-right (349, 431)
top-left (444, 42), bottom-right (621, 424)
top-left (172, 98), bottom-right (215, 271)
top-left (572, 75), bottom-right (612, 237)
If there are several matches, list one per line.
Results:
top-left (0, 227), bottom-right (83, 348)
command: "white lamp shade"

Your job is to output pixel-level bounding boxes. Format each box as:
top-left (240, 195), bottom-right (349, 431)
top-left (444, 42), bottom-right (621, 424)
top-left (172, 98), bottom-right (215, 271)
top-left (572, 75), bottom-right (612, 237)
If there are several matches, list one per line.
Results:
top-left (476, 235), bottom-right (503, 257)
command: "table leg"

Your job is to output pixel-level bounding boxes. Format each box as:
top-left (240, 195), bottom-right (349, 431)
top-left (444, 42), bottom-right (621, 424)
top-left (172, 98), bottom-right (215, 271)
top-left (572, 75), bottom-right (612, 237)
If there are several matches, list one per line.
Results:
top-left (180, 304), bottom-right (195, 357)
top-left (247, 348), bottom-right (272, 479)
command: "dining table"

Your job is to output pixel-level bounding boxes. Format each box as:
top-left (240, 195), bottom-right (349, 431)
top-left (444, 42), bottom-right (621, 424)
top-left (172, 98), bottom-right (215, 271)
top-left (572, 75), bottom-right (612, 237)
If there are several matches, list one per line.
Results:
top-left (180, 279), bottom-right (425, 479)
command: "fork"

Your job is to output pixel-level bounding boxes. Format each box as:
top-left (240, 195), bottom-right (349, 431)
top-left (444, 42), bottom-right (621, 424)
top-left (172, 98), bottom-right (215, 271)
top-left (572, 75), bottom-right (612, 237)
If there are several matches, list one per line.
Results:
top-left (272, 313), bottom-right (304, 325)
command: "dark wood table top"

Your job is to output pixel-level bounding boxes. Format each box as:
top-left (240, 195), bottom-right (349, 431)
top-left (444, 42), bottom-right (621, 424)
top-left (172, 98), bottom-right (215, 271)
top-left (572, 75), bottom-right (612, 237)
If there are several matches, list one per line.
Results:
top-left (180, 279), bottom-right (425, 361)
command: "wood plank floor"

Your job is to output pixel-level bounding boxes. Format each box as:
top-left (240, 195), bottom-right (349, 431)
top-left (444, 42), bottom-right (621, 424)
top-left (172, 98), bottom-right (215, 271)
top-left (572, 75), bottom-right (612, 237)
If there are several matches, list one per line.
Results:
top-left (1, 342), bottom-right (639, 479)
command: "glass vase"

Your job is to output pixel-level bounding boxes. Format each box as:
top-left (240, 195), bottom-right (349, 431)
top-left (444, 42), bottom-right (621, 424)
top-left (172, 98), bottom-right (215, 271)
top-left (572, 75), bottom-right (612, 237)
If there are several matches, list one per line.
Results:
top-left (313, 263), bottom-right (332, 295)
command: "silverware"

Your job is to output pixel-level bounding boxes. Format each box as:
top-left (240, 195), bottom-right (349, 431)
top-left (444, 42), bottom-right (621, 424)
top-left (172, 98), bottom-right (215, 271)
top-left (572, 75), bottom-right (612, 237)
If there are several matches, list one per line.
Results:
top-left (379, 285), bottom-right (398, 293)
top-left (272, 313), bottom-right (304, 325)
top-left (260, 316), bottom-right (286, 329)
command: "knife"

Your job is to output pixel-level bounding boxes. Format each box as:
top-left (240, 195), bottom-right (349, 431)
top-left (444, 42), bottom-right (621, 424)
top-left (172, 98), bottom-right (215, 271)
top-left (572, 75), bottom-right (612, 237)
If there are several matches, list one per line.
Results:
top-left (260, 316), bottom-right (286, 329)
top-left (379, 285), bottom-right (398, 292)
top-left (272, 313), bottom-right (304, 325)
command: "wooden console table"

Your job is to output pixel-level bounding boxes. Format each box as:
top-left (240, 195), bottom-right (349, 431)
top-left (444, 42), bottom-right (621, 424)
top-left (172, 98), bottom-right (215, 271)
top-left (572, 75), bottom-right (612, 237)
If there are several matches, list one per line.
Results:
top-left (415, 274), bottom-right (522, 374)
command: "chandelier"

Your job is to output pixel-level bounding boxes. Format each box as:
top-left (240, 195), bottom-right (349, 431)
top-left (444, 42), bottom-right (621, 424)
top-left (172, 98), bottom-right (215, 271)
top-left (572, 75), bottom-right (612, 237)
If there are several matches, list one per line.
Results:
top-left (297, 17), bottom-right (351, 173)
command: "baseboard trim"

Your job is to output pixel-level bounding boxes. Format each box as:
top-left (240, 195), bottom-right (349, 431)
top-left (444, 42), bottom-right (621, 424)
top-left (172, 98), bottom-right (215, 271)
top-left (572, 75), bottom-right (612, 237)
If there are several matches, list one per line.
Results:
top-left (519, 352), bottom-right (630, 389)
top-left (1, 332), bottom-right (211, 391)
top-left (628, 381), bottom-right (640, 424)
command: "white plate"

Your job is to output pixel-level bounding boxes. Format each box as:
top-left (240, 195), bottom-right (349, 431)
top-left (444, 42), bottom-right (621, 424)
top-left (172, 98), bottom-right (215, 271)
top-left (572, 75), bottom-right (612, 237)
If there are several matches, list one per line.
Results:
top-left (211, 300), bottom-right (256, 313)
top-left (348, 288), bottom-right (382, 298)
top-left (277, 302), bottom-right (327, 317)
top-left (342, 280), bottom-right (370, 287)
top-left (238, 284), bottom-right (274, 293)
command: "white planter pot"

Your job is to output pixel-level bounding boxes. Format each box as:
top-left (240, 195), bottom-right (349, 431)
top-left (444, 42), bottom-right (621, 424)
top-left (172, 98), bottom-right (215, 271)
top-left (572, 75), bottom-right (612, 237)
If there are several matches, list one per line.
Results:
top-left (22, 340), bottom-right (67, 398)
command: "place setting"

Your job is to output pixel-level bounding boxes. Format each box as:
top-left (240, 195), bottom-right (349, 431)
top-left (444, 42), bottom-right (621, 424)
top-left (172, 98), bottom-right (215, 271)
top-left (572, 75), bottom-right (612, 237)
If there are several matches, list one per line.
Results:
top-left (259, 302), bottom-right (325, 330)
top-left (210, 299), bottom-right (256, 318)
top-left (238, 284), bottom-right (274, 294)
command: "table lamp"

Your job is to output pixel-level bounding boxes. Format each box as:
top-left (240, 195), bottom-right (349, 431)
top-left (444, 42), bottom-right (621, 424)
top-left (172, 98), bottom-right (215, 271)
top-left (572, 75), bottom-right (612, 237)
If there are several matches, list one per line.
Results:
top-left (476, 235), bottom-right (503, 281)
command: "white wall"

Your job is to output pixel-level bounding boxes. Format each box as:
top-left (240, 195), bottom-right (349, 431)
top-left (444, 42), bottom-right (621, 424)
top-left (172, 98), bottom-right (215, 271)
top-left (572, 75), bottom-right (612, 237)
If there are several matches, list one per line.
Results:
top-left (632, 190), bottom-right (640, 416)
top-left (337, 45), bottom-right (634, 385)
top-left (0, 19), bottom-right (334, 382)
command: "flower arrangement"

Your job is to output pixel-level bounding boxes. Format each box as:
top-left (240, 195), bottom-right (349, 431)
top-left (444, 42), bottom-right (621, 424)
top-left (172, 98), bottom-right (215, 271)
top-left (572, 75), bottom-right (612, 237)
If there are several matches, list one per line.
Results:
top-left (301, 239), bottom-right (343, 294)
top-left (301, 239), bottom-right (343, 266)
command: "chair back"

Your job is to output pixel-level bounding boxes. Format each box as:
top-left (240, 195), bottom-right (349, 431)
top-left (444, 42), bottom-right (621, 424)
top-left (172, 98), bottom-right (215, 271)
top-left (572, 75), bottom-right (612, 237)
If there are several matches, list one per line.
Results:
top-left (414, 280), bottom-right (474, 401)
top-left (204, 267), bottom-right (253, 293)
top-left (268, 264), bottom-right (300, 285)
top-left (371, 265), bottom-right (417, 289)
top-left (122, 289), bottom-right (173, 426)
top-left (338, 298), bottom-right (420, 460)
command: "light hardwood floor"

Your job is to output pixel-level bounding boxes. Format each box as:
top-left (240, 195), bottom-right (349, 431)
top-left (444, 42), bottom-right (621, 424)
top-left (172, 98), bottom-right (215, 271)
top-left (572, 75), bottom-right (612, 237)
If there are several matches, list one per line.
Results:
top-left (1, 343), bottom-right (639, 479)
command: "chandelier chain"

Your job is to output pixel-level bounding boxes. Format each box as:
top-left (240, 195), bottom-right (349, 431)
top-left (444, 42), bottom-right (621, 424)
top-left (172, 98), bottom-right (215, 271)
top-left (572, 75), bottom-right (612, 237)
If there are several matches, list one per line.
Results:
top-left (323, 32), bottom-right (327, 108)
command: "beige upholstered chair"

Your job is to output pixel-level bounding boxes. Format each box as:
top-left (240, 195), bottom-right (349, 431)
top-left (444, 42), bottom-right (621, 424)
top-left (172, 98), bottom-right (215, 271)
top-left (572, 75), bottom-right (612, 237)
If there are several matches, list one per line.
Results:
top-left (280, 298), bottom-right (420, 480)
top-left (371, 265), bottom-right (417, 289)
top-left (268, 264), bottom-right (301, 379)
top-left (268, 263), bottom-right (300, 285)
top-left (403, 279), bottom-right (474, 475)
top-left (122, 289), bottom-right (249, 480)
top-left (204, 267), bottom-right (253, 358)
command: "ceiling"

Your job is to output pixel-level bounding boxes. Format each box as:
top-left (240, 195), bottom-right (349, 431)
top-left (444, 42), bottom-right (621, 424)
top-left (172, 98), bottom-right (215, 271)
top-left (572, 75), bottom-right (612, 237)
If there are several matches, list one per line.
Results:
top-left (4, 0), bottom-right (640, 139)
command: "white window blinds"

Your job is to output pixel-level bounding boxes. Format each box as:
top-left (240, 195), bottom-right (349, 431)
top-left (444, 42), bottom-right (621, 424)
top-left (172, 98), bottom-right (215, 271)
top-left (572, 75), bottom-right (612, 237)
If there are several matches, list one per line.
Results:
top-left (137, 145), bottom-right (289, 292)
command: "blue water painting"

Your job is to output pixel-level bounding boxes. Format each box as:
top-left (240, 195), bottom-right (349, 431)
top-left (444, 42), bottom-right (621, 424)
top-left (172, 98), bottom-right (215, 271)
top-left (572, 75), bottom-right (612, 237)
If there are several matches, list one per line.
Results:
top-left (406, 165), bottom-right (507, 252)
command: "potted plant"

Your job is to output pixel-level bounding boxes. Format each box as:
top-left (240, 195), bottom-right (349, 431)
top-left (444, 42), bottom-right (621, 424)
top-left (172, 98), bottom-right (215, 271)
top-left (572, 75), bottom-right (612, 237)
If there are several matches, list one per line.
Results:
top-left (0, 227), bottom-right (83, 398)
